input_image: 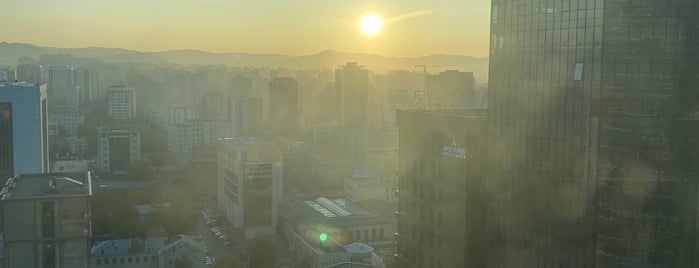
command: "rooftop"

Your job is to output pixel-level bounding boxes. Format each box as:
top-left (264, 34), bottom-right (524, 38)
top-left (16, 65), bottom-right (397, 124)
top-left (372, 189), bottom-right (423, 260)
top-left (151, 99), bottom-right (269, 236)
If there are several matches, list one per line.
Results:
top-left (399, 108), bottom-right (487, 118)
top-left (217, 137), bottom-right (270, 150)
top-left (1, 172), bottom-right (92, 200)
top-left (0, 81), bottom-right (39, 87)
top-left (90, 237), bottom-right (166, 256)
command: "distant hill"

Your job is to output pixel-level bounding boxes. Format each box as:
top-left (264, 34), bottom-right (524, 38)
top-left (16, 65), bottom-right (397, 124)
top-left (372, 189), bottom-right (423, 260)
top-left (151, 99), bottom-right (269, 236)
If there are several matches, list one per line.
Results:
top-left (0, 42), bottom-right (489, 81)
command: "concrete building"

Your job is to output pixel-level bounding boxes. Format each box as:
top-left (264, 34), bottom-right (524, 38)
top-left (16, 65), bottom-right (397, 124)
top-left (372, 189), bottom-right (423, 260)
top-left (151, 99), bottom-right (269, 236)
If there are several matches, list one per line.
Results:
top-left (89, 235), bottom-right (207, 268)
top-left (488, 1), bottom-right (699, 266)
top-left (73, 68), bottom-right (99, 103)
top-left (167, 120), bottom-right (228, 153)
top-left (426, 70), bottom-right (476, 109)
top-left (335, 62), bottom-right (369, 129)
top-left (0, 82), bottom-right (49, 180)
top-left (395, 109), bottom-right (488, 268)
top-left (217, 137), bottom-right (282, 239)
top-left (167, 105), bottom-right (197, 125)
top-left (344, 168), bottom-right (397, 205)
top-left (52, 160), bottom-right (89, 173)
top-left (48, 111), bottom-right (84, 135)
top-left (0, 172), bottom-right (93, 268)
top-left (200, 91), bottom-right (228, 121)
top-left (107, 85), bottom-right (136, 120)
top-left (16, 64), bottom-right (42, 84)
top-left (47, 66), bottom-right (79, 108)
top-left (97, 128), bottom-right (141, 174)
top-left (63, 136), bottom-right (88, 156)
top-left (0, 68), bottom-right (14, 82)
top-left (278, 194), bottom-right (393, 268)
top-left (269, 77), bottom-right (299, 134)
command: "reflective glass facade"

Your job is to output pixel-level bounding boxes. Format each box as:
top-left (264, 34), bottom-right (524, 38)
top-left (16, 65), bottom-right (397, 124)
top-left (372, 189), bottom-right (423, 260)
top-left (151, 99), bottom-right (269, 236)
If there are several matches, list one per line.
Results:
top-left (488, 0), bottom-right (698, 267)
top-left (0, 83), bottom-right (49, 178)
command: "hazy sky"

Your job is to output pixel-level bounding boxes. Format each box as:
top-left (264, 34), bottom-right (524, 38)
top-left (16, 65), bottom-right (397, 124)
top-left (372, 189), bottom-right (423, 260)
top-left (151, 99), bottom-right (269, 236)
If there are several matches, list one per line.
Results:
top-left (5, 0), bottom-right (490, 57)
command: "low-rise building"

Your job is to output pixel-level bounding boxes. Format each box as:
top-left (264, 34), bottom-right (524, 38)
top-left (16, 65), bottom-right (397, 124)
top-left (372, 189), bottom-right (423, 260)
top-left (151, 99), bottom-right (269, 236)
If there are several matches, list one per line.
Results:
top-left (278, 194), bottom-right (394, 268)
top-left (0, 172), bottom-right (93, 268)
top-left (64, 136), bottom-right (88, 156)
top-left (344, 168), bottom-right (397, 205)
top-left (89, 235), bottom-right (207, 268)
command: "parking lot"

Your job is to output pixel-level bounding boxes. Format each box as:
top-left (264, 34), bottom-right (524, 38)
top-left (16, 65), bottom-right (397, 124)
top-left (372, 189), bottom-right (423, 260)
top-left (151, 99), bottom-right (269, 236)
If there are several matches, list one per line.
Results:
top-left (195, 208), bottom-right (243, 267)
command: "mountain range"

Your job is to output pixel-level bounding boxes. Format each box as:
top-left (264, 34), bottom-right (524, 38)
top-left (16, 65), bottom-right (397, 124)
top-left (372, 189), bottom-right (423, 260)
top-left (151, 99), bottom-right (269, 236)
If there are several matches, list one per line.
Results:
top-left (0, 42), bottom-right (489, 81)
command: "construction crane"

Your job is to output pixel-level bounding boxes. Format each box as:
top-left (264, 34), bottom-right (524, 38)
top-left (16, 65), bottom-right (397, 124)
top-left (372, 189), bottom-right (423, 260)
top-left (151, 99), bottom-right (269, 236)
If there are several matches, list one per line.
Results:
top-left (414, 62), bottom-right (455, 109)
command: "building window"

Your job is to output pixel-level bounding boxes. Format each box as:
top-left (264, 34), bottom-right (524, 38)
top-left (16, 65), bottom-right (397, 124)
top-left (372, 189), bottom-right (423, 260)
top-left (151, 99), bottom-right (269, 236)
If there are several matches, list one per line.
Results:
top-left (41, 201), bottom-right (55, 238)
top-left (120, 257), bottom-right (124, 263)
top-left (96, 259), bottom-right (101, 265)
top-left (128, 257), bottom-right (132, 263)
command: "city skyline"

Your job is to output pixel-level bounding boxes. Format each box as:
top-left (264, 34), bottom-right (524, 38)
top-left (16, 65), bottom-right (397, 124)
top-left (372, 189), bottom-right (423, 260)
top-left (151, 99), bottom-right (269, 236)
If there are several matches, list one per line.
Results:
top-left (3, 0), bottom-right (491, 57)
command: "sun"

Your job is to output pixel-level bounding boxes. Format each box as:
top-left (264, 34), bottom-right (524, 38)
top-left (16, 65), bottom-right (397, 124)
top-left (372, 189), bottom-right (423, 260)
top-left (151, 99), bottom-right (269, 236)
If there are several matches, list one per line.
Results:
top-left (360, 13), bottom-right (383, 35)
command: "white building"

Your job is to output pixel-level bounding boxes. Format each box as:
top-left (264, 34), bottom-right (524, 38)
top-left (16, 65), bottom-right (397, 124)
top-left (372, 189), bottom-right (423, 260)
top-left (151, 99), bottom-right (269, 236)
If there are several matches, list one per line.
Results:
top-left (89, 235), bottom-right (207, 268)
top-left (107, 85), bottom-right (136, 120)
top-left (64, 136), bottom-right (89, 156)
top-left (48, 66), bottom-right (79, 108)
top-left (217, 137), bottom-right (282, 239)
top-left (167, 120), bottom-right (228, 153)
top-left (49, 111), bottom-right (84, 135)
top-left (97, 128), bottom-right (140, 174)
top-left (168, 105), bottom-right (197, 125)
top-left (16, 64), bottom-right (42, 84)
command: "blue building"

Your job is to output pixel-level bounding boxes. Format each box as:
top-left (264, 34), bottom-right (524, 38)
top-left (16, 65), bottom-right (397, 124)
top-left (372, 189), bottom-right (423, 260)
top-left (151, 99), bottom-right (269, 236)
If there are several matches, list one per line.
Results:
top-left (0, 82), bottom-right (49, 179)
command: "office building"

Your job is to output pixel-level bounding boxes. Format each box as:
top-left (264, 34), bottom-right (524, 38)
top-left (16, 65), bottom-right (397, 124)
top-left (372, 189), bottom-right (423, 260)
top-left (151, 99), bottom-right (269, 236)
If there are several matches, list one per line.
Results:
top-left (269, 77), bottom-right (299, 133)
top-left (47, 66), bottom-right (79, 108)
top-left (48, 110), bottom-right (84, 135)
top-left (488, 1), bottom-right (699, 267)
top-left (201, 91), bottom-right (228, 121)
top-left (336, 62), bottom-right (369, 129)
top-left (0, 82), bottom-right (49, 180)
top-left (107, 85), bottom-right (136, 120)
top-left (217, 137), bottom-right (282, 239)
top-left (167, 120), bottom-right (228, 153)
top-left (0, 172), bottom-right (93, 268)
top-left (97, 128), bottom-right (141, 174)
top-left (432, 70), bottom-right (476, 108)
top-left (395, 109), bottom-right (488, 268)
top-left (74, 68), bottom-right (99, 102)
top-left (15, 64), bottom-right (42, 84)
top-left (167, 105), bottom-right (197, 125)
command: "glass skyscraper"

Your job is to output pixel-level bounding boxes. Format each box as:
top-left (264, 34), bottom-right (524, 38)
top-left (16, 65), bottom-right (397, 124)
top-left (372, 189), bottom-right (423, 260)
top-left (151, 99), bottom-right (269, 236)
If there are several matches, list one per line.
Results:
top-left (488, 0), bottom-right (698, 267)
top-left (0, 82), bottom-right (49, 179)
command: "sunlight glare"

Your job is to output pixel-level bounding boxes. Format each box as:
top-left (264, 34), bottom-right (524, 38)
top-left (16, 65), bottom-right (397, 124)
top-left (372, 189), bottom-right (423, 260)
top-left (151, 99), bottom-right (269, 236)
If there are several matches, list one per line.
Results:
top-left (360, 13), bottom-right (383, 36)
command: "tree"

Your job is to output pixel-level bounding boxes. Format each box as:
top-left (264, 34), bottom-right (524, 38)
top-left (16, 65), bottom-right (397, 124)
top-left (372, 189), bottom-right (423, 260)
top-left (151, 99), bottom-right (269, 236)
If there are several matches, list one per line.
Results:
top-left (175, 257), bottom-right (193, 268)
top-left (127, 159), bottom-right (154, 180)
top-left (212, 256), bottom-right (244, 268)
top-left (91, 189), bottom-right (147, 238)
top-left (247, 236), bottom-right (276, 268)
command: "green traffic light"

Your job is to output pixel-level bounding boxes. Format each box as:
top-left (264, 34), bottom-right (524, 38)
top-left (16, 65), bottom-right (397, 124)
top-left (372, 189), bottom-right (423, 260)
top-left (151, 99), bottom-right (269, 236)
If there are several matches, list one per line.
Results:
top-left (319, 233), bottom-right (328, 241)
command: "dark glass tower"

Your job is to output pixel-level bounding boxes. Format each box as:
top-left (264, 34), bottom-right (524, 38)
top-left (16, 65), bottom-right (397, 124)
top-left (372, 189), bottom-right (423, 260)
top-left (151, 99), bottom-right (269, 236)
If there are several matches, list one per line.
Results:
top-left (488, 0), bottom-right (699, 267)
